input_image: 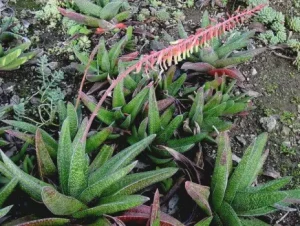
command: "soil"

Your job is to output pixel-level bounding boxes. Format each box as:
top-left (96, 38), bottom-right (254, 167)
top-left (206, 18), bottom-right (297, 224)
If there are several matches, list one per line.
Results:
top-left (1, 0), bottom-right (300, 225)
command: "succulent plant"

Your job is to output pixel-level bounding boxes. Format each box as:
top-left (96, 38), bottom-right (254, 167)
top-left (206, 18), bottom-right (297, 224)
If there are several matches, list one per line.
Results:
top-left (0, 41), bottom-right (38, 71)
top-left (173, 11), bottom-right (266, 80)
top-left (58, 0), bottom-right (131, 32)
top-left (186, 132), bottom-right (300, 225)
top-left (0, 111), bottom-right (177, 222)
top-left (288, 17), bottom-right (300, 32)
top-left (74, 27), bottom-right (135, 82)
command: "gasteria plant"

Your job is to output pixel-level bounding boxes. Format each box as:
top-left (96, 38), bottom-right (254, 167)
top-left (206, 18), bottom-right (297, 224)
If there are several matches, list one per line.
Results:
top-left (0, 116), bottom-right (177, 223)
top-left (78, 4), bottom-right (267, 142)
top-left (186, 132), bottom-right (300, 225)
top-left (74, 27), bottom-right (135, 82)
top-left (0, 41), bottom-right (38, 71)
top-left (58, 0), bottom-right (131, 33)
top-left (186, 76), bottom-right (252, 134)
top-left (180, 11), bottom-right (265, 80)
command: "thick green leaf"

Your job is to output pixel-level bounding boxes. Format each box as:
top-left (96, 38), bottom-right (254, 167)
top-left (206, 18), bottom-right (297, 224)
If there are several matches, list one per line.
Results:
top-left (218, 201), bottom-right (242, 226)
top-left (89, 135), bottom-right (156, 185)
top-left (0, 205), bottom-right (13, 218)
top-left (89, 145), bottom-right (114, 173)
top-left (72, 117), bottom-right (88, 150)
top-left (73, 195), bottom-right (149, 218)
top-left (108, 36), bottom-right (127, 71)
top-left (101, 168), bottom-right (178, 196)
top-left (2, 120), bottom-right (57, 156)
top-left (86, 127), bottom-right (112, 153)
top-left (0, 150), bottom-right (49, 201)
top-left (223, 102), bottom-right (248, 115)
top-left (160, 106), bottom-right (175, 128)
top-left (156, 115), bottom-right (183, 143)
top-left (57, 100), bottom-right (67, 126)
top-left (68, 138), bottom-right (88, 197)
top-left (100, 1), bottom-right (123, 20)
top-left (245, 177), bottom-right (292, 194)
top-left (123, 86), bottom-right (149, 121)
top-left (14, 218), bottom-right (71, 226)
top-left (204, 102), bottom-right (227, 118)
top-left (101, 43), bottom-right (110, 73)
top-left (195, 216), bottom-right (213, 226)
top-left (80, 92), bottom-right (115, 125)
top-left (240, 217), bottom-right (269, 226)
top-left (35, 130), bottom-right (57, 179)
top-left (42, 187), bottom-right (87, 215)
top-left (211, 132), bottom-right (231, 211)
top-left (74, 0), bottom-right (102, 17)
top-left (201, 10), bottom-right (210, 28)
top-left (166, 133), bottom-right (207, 148)
top-left (167, 74), bottom-right (187, 96)
top-left (67, 102), bottom-right (78, 139)
top-left (189, 87), bottom-right (204, 125)
top-left (237, 133), bottom-right (268, 190)
top-left (57, 118), bottom-right (72, 194)
top-left (202, 117), bottom-right (232, 133)
top-left (237, 206), bottom-right (277, 216)
top-left (79, 161), bottom-right (137, 203)
top-left (112, 77), bottom-right (125, 108)
top-left (232, 191), bottom-right (288, 213)
top-left (137, 118), bottom-right (148, 139)
top-left (148, 87), bottom-right (161, 135)
top-left (0, 177), bottom-right (18, 207)
top-left (0, 49), bottom-right (22, 67)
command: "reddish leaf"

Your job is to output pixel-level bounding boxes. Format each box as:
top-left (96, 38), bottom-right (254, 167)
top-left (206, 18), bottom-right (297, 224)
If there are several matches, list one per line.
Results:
top-left (118, 205), bottom-right (184, 226)
top-left (208, 68), bottom-right (245, 81)
top-left (181, 62), bottom-right (215, 72)
top-left (119, 52), bottom-right (139, 62)
top-left (147, 189), bottom-right (160, 226)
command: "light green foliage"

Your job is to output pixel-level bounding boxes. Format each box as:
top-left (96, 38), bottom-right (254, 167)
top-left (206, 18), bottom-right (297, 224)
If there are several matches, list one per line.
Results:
top-left (288, 17), bottom-right (300, 32)
top-left (34, 55), bottom-right (65, 125)
top-left (1, 16), bottom-right (28, 35)
top-left (288, 39), bottom-right (300, 70)
top-left (247, 0), bottom-right (269, 7)
top-left (149, 0), bottom-right (163, 7)
top-left (156, 9), bottom-right (170, 22)
top-left (186, 0), bottom-right (195, 8)
top-left (254, 4), bottom-right (287, 44)
top-left (35, 0), bottom-right (62, 28)
top-left (186, 133), bottom-right (300, 225)
top-left (0, 41), bottom-right (38, 71)
top-left (172, 10), bottom-right (186, 21)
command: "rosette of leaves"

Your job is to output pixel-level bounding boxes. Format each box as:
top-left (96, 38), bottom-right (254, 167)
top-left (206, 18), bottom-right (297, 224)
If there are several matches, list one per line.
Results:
top-left (186, 132), bottom-right (300, 225)
top-left (74, 28), bottom-right (135, 82)
top-left (0, 41), bottom-right (38, 71)
top-left (186, 76), bottom-right (252, 134)
top-left (166, 13), bottom-right (265, 80)
top-left (0, 116), bottom-right (177, 223)
top-left (59, 0), bottom-right (131, 28)
top-left (80, 76), bottom-right (150, 130)
top-left (128, 85), bottom-right (208, 166)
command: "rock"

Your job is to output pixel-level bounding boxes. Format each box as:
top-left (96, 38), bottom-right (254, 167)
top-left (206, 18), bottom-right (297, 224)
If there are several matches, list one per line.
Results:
top-left (251, 67), bottom-right (258, 76)
top-left (245, 90), bottom-right (261, 98)
top-left (298, 105), bottom-right (300, 114)
top-left (282, 126), bottom-right (291, 136)
top-left (236, 136), bottom-right (247, 146)
top-left (260, 116), bottom-right (277, 132)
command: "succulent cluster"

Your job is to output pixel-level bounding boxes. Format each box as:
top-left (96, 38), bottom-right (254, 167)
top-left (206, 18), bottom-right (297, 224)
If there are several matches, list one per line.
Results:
top-left (287, 39), bottom-right (300, 70)
top-left (172, 11), bottom-right (266, 80)
top-left (288, 17), bottom-right (300, 32)
top-left (257, 6), bottom-right (287, 44)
